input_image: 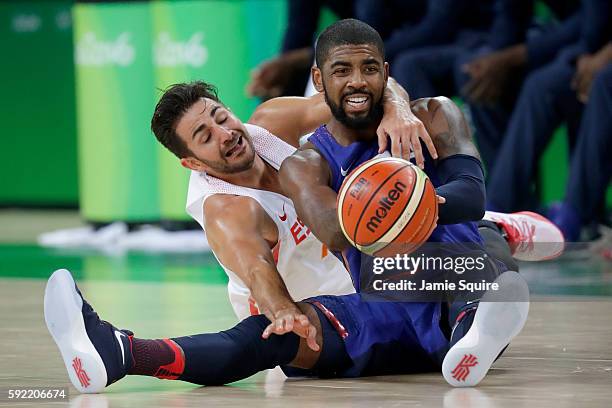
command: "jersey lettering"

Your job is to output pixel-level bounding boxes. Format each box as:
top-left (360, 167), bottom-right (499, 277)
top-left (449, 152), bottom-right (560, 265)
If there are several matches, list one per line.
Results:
top-left (290, 218), bottom-right (311, 245)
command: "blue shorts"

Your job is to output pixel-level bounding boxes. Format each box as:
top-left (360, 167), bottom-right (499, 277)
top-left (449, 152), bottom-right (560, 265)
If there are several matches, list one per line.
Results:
top-left (281, 257), bottom-right (506, 378)
top-left (303, 294), bottom-right (450, 377)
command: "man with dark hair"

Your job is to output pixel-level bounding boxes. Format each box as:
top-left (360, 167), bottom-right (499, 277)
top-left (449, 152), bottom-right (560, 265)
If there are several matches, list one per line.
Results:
top-left (44, 20), bottom-right (561, 394)
top-left (279, 17), bottom-right (559, 384)
top-left (314, 17), bottom-right (385, 68)
top-left (148, 74), bottom-right (432, 323)
top-left (151, 81), bottom-right (220, 159)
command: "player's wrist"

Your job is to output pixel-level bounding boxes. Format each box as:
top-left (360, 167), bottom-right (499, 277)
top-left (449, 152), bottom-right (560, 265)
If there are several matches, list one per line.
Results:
top-left (270, 302), bottom-right (301, 319)
top-left (382, 98), bottom-right (412, 123)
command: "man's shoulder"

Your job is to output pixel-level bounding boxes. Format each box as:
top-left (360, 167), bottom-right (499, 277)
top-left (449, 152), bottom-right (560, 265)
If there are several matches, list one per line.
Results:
top-left (411, 96), bottom-right (477, 159)
top-left (410, 96), bottom-right (457, 119)
top-left (204, 194), bottom-right (265, 225)
top-left (281, 142), bottom-right (328, 172)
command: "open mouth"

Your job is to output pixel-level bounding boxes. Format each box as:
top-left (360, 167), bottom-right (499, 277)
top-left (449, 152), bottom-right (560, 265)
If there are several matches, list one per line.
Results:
top-left (344, 94), bottom-right (370, 110)
top-left (225, 135), bottom-right (244, 158)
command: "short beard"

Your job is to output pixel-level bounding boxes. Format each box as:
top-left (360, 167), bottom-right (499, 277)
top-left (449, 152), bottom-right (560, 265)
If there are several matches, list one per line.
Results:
top-left (199, 135), bottom-right (256, 175)
top-left (324, 87), bottom-right (384, 130)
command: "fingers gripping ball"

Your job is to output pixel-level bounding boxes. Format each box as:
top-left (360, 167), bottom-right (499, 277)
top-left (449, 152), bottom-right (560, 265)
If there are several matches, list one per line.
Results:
top-left (337, 157), bottom-right (438, 256)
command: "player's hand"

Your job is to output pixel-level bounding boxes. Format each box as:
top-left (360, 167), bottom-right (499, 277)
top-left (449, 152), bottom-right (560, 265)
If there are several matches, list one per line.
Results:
top-left (462, 46), bottom-right (525, 106)
top-left (262, 307), bottom-right (320, 351)
top-left (246, 48), bottom-right (312, 99)
top-left (246, 57), bottom-right (287, 99)
top-left (572, 52), bottom-right (608, 103)
top-left (377, 99), bottom-right (437, 168)
top-left (462, 53), bottom-right (509, 105)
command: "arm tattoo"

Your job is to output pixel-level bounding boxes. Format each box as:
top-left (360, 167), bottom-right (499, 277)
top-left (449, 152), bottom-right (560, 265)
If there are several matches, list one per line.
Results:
top-left (428, 98), bottom-right (480, 160)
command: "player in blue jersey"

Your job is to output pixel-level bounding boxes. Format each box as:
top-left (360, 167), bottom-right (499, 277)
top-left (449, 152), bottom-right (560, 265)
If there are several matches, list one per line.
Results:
top-left (280, 19), bottom-right (501, 289)
top-left (278, 18), bottom-right (534, 384)
top-left (44, 20), bottom-right (562, 393)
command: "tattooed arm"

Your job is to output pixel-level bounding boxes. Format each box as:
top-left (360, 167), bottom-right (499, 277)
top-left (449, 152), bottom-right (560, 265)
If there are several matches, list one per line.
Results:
top-left (412, 97), bottom-right (486, 224)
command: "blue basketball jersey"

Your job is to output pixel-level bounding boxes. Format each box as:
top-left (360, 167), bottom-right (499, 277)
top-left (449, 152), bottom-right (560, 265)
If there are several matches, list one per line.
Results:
top-left (308, 125), bottom-right (484, 291)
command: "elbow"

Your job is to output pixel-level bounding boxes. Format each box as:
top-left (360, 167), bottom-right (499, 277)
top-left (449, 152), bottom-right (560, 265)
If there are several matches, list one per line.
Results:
top-left (470, 199), bottom-right (486, 222)
top-left (315, 229), bottom-right (351, 253)
top-left (465, 186), bottom-right (486, 222)
top-left (327, 235), bottom-right (351, 253)
top-left (436, 181), bottom-right (486, 224)
top-left (462, 184), bottom-right (486, 222)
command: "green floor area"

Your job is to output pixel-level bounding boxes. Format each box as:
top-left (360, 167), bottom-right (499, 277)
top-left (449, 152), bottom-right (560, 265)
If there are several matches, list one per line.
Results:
top-left (0, 244), bottom-right (227, 284)
top-left (1, 244), bottom-right (611, 297)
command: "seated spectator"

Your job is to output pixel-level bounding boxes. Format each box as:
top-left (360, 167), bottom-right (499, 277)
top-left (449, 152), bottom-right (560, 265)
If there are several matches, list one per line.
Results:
top-left (550, 44), bottom-right (612, 241)
top-left (246, 0), bottom-right (353, 99)
top-left (364, 0), bottom-right (495, 99)
top-left (454, 0), bottom-right (581, 174)
top-left (355, 0), bottom-right (428, 43)
top-left (486, 0), bottom-right (610, 215)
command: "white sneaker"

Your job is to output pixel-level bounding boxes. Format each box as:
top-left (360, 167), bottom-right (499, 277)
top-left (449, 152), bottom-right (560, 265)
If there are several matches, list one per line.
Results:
top-left (483, 211), bottom-right (565, 261)
top-left (44, 269), bottom-right (132, 393)
top-left (442, 271), bottom-right (529, 387)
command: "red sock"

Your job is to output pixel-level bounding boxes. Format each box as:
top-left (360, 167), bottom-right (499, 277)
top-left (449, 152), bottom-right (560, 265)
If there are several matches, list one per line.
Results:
top-left (128, 338), bottom-right (185, 380)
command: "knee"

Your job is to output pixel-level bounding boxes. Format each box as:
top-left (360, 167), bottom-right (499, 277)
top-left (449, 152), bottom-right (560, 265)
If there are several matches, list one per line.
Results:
top-left (522, 70), bottom-right (549, 97)
top-left (589, 66), bottom-right (612, 98)
top-left (290, 302), bottom-right (324, 369)
top-left (521, 64), bottom-right (573, 101)
top-left (454, 60), bottom-right (470, 93)
top-left (296, 302), bottom-right (323, 347)
top-left (593, 65), bottom-right (612, 83)
top-left (454, 48), bottom-right (485, 94)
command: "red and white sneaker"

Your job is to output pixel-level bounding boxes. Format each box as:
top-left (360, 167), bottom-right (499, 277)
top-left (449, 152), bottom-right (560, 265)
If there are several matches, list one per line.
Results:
top-left (442, 271), bottom-right (529, 387)
top-left (483, 211), bottom-right (565, 261)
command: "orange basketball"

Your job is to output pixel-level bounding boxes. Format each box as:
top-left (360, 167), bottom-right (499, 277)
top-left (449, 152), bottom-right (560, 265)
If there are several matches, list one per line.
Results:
top-left (337, 157), bottom-right (438, 256)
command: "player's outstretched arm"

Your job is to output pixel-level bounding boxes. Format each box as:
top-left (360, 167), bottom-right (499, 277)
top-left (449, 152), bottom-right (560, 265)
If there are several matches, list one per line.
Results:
top-left (412, 97), bottom-right (485, 224)
top-left (279, 147), bottom-right (351, 252)
top-left (247, 93), bottom-right (330, 147)
top-left (204, 194), bottom-right (319, 350)
top-left (248, 77), bottom-right (436, 165)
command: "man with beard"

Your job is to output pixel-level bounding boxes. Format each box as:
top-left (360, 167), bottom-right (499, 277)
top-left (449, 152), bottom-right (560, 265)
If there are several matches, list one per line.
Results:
top-left (278, 18), bottom-right (559, 384)
top-left (43, 20), bottom-right (561, 394)
top-left (168, 78), bottom-right (434, 322)
top-left (279, 19), bottom-right (561, 282)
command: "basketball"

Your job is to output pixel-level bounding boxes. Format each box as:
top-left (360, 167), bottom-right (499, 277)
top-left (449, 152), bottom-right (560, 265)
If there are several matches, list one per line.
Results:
top-left (337, 157), bottom-right (438, 256)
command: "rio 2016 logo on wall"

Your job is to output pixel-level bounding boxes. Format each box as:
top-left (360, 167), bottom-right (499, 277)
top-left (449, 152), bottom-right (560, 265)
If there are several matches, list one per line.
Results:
top-left (12, 14), bottom-right (42, 33)
top-left (154, 32), bottom-right (208, 67)
top-left (76, 32), bottom-right (135, 66)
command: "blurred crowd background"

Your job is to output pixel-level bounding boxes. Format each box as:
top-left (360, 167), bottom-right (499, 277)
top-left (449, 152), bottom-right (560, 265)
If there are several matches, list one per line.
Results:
top-left (1, 0), bottom-right (610, 244)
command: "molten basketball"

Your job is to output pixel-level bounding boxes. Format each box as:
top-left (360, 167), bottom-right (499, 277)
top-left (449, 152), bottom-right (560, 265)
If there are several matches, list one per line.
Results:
top-left (337, 157), bottom-right (438, 256)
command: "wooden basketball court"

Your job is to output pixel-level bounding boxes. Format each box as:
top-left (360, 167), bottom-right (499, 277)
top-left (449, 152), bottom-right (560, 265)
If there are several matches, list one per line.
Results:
top-left (1, 210), bottom-right (611, 407)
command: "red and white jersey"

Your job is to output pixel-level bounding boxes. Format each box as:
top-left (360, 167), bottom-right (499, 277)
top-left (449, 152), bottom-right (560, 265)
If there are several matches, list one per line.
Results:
top-left (186, 124), bottom-right (355, 320)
